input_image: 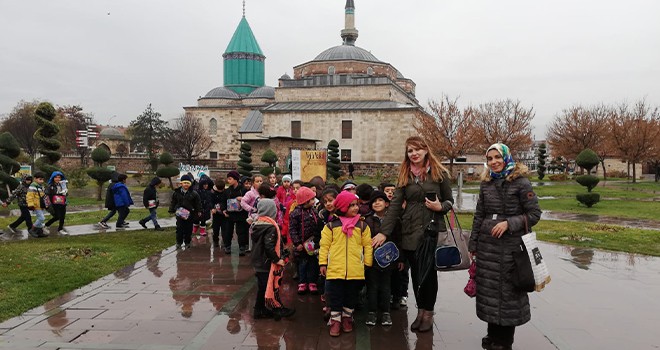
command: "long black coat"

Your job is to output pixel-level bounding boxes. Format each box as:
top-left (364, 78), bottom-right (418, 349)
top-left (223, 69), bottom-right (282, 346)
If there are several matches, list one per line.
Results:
top-left (468, 171), bottom-right (542, 327)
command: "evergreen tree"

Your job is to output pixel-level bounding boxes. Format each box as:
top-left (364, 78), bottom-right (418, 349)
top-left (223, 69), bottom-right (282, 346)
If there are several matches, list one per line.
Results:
top-left (575, 148), bottom-right (600, 207)
top-left (155, 152), bottom-right (179, 189)
top-left (260, 149), bottom-right (280, 176)
top-left (34, 102), bottom-right (62, 177)
top-left (86, 147), bottom-right (114, 200)
top-left (238, 142), bottom-right (254, 176)
top-left (327, 139), bottom-right (341, 180)
top-left (537, 143), bottom-right (548, 180)
top-left (0, 132), bottom-right (22, 200)
top-left (128, 104), bottom-right (170, 171)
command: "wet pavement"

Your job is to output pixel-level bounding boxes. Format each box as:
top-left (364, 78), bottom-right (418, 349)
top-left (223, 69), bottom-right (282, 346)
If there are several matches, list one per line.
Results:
top-left (1, 230), bottom-right (659, 349)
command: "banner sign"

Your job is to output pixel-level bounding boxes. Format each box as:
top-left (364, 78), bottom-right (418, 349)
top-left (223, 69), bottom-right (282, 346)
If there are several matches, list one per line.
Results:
top-left (15, 165), bottom-right (32, 177)
top-left (291, 150), bottom-right (327, 182)
top-left (178, 163), bottom-right (210, 180)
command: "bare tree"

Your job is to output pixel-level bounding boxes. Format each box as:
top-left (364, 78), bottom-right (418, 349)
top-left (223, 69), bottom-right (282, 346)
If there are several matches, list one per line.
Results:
top-left (608, 100), bottom-right (660, 183)
top-left (415, 95), bottom-right (478, 174)
top-left (546, 104), bottom-right (611, 178)
top-left (165, 114), bottom-right (214, 163)
top-left (473, 99), bottom-right (534, 156)
top-left (0, 100), bottom-right (39, 164)
top-left (57, 105), bottom-right (94, 165)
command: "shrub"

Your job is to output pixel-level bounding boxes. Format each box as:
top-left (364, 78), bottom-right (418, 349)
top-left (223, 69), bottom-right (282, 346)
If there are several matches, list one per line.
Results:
top-left (156, 152), bottom-right (179, 189)
top-left (607, 170), bottom-right (628, 179)
top-left (238, 142), bottom-right (253, 176)
top-left (576, 175), bottom-right (600, 192)
top-left (327, 140), bottom-right (341, 180)
top-left (575, 149), bottom-right (599, 173)
top-left (548, 174), bottom-right (567, 181)
top-left (259, 166), bottom-right (281, 176)
top-left (66, 167), bottom-right (90, 189)
top-left (576, 193), bottom-right (601, 208)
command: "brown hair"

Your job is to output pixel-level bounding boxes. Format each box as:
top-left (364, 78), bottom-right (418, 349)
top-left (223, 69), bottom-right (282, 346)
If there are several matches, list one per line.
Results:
top-left (396, 136), bottom-right (449, 187)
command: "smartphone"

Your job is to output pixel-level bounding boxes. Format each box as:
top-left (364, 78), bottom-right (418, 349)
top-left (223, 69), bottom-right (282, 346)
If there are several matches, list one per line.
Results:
top-left (425, 192), bottom-right (437, 201)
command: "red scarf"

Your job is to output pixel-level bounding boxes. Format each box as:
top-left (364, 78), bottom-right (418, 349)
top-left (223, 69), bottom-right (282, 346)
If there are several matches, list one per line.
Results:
top-left (258, 216), bottom-right (284, 309)
top-left (338, 214), bottom-right (361, 238)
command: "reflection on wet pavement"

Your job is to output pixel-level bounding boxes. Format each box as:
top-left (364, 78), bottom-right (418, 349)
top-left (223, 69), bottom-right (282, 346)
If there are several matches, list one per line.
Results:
top-left (1, 237), bottom-right (659, 349)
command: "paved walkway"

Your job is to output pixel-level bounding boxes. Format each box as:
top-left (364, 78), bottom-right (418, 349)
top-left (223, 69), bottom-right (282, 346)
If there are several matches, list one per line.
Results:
top-left (1, 230), bottom-right (659, 349)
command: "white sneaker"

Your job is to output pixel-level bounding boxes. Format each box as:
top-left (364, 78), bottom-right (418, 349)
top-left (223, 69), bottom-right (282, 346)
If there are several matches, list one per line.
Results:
top-left (400, 296), bottom-right (408, 307)
top-left (58, 230), bottom-right (69, 236)
top-left (97, 222), bottom-right (109, 229)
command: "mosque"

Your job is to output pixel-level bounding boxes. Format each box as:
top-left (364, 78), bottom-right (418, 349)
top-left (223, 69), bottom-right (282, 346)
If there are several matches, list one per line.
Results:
top-left (183, 0), bottom-right (426, 172)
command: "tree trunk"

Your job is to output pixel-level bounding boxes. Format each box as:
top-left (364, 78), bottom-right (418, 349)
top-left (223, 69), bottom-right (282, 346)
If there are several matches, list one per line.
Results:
top-left (97, 183), bottom-right (103, 201)
top-left (449, 159), bottom-right (454, 177)
top-left (600, 159), bottom-right (607, 180)
top-left (168, 177), bottom-right (174, 190)
top-left (632, 162), bottom-right (637, 183)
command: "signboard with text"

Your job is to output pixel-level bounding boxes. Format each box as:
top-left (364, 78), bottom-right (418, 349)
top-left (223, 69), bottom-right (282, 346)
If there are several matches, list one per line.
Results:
top-left (291, 150), bottom-right (327, 182)
top-left (178, 163), bottom-right (211, 180)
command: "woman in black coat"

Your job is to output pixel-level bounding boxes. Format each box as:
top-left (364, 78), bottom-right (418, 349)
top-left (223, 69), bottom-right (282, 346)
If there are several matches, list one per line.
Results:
top-left (468, 143), bottom-right (542, 350)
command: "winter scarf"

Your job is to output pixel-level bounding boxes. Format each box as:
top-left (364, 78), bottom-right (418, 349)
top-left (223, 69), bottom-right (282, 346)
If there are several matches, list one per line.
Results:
top-left (260, 215), bottom-right (284, 309)
top-left (487, 143), bottom-right (516, 179)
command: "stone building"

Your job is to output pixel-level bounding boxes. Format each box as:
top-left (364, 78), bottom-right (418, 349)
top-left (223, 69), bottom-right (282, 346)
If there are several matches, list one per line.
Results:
top-left (184, 1), bottom-right (426, 173)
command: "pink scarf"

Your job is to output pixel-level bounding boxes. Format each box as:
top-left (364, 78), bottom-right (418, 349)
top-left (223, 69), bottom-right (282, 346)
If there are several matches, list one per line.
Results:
top-left (411, 161), bottom-right (429, 180)
top-left (338, 214), bottom-right (361, 237)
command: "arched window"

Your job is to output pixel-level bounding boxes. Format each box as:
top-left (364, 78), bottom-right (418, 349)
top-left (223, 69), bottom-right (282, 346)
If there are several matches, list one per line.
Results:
top-left (209, 118), bottom-right (217, 135)
top-left (328, 66), bottom-right (336, 75)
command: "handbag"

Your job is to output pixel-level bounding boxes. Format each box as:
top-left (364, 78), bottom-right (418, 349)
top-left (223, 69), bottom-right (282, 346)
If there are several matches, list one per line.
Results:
top-left (374, 241), bottom-right (400, 268)
top-left (52, 195), bottom-right (66, 205)
top-left (464, 259), bottom-right (477, 298)
top-left (226, 198), bottom-right (241, 212)
top-left (435, 208), bottom-right (471, 271)
top-left (513, 216), bottom-right (551, 292)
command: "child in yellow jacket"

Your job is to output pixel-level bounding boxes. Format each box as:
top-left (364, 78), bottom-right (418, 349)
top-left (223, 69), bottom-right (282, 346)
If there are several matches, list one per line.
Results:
top-left (319, 191), bottom-right (373, 337)
top-left (25, 172), bottom-right (49, 238)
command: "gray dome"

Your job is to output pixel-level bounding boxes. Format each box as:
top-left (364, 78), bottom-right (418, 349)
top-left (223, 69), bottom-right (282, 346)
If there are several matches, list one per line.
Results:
top-left (203, 87), bottom-right (241, 99)
top-left (248, 86), bottom-right (275, 99)
top-left (99, 127), bottom-right (124, 140)
top-left (279, 73), bottom-right (291, 80)
top-left (314, 45), bottom-right (381, 62)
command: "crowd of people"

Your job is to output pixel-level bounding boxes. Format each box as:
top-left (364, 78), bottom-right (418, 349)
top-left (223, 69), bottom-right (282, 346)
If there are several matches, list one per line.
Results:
top-left (0, 136), bottom-right (541, 350)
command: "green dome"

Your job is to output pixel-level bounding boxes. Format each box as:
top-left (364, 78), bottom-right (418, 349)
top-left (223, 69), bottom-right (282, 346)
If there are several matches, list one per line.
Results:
top-left (225, 17), bottom-right (263, 55)
top-left (223, 16), bottom-right (265, 94)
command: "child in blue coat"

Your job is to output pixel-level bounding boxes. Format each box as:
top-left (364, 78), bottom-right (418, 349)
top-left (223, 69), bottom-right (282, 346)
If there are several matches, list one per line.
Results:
top-left (112, 174), bottom-right (134, 229)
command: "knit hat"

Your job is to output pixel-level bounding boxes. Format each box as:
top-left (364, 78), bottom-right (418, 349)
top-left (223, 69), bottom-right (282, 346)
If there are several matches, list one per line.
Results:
top-left (227, 170), bottom-right (241, 181)
top-left (333, 191), bottom-right (359, 213)
top-left (341, 180), bottom-right (357, 192)
top-left (180, 174), bottom-right (193, 183)
top-left (118, 174), bottom-right (128, 182)
top-left (296, 187), bottom-right (316, 205)
top-left (356, 183), bottom-right (375, 201)
top-left (369, 190), bottom-right (390, 206)
top-left (282, 174), bottom-right (292, 183)
top-left (256, 198), bottom-right (277, 220)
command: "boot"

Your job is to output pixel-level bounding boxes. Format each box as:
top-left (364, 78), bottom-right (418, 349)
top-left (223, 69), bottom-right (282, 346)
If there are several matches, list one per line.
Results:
top-left (139, 220), bottom-right (147, 229)
top-left (272, 307), bottom-right (295, 321)
top-left (154, 226), bottom-right (164, 231)
top-left (192, 224), bottom-right (199, 235)
top-left (199, 226), bottom-right (207, 236)
top-left (417, 310), bottom-right (434, 332)
top-left (410, 309), bottom-right (424, 331)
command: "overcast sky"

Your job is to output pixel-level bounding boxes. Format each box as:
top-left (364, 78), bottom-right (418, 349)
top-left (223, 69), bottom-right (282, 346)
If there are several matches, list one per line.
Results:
top-left (1, 0), bottom-right (659, 139)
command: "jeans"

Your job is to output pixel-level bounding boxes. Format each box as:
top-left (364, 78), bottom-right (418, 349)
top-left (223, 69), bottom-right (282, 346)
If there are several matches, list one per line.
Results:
top-left (297, 254), bottom-right (319, 285)
top-left (176, 217), bottom-right (193, 245)
top-left (10, 206), bottom-right (33, 230)
top-left (34, 210), bottom-right (46, 228)
top-left (45, 204), bottom-right (66, 230)
top-left (255, 271), bottom-right (269, 311)
top-left (116, 206), bottom-right (130, 227)
top-left (102, 209), bottom-right (117, 223)
top-left (366, 267), bottom-right (392, 312)
top-left (141, 208), bottom-right (159, 227)
top-left (403, 249), bottom-right (438, 311)
top-left (223, 219), bottom-right (249, 249)
top-left (326, 279), bottom-right (362, 312)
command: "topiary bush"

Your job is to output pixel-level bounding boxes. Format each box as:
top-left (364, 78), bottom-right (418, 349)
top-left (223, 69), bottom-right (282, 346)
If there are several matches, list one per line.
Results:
top-left (155, 152), bottom-right (179, 189)
top-left (327, 139), bottom-right (341, 180)
top-left (260, 149), bottom-right (280, 176)
top-left (34, 102), bottom-right (62, 177)
top-left (0, 132), bottom-right (22, 200)
top-left (87, 147), bottom-right (113, 200)
top-left (238, 142), bottom-right (253, 176)
top-left (537, 143), bottom-right (547, 180)
top-left (575, 148), bottom-right (600, 207)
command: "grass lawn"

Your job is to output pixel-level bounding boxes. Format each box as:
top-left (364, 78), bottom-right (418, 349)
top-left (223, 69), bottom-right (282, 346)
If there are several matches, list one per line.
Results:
top-left (538, 198), bottom-right (660, 221)
top-left (0, 208), bottom-right (172, 228)
top-left (0, 229), bottom-right (174, 322)
top-left (456, 213), bottom-right (660, 257)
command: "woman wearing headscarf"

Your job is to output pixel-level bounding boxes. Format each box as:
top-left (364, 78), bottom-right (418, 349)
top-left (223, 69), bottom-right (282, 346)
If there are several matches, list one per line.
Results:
top-left (469, 143), bottom-right (542, 350)
top-left (373, 136), bottom-right (454, 333)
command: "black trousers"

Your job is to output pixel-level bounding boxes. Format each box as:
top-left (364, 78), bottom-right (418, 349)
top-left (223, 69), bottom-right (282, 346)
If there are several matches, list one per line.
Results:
top-left (176, 218), bottom-right (193, 245)
top-left (212, 214), bottom-right (224, 245)
top-left (255, 271), bottom-right (269, 311)
top-left (116, 206), bottom-right (130, 227)
top-left (326, 279), bottom-right (362, 313)
top-left (403, 249), bottom-right (438, 311)
top-left (45, 204), bottom-right (66, 230)
top-left (223, 219), bottom-right (249, 249)
top-left (366, 267), bottom-right (392, 312)
top-left (488, 323), bottom-right (516, 346)
top-left (391, 261), bottom-right (410, 299)
top-left (10, 206), bottom-right (33, 230)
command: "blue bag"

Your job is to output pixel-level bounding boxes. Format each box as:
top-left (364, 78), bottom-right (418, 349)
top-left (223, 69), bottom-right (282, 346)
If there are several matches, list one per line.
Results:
top-left (374, 241), bottom-right (400, 268)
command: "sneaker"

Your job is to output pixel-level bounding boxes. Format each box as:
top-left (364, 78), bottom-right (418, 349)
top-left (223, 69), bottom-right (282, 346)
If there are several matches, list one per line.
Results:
top-left (297, 283), bottom-right (308, 295)
top-left (7, 226), bottom-right (19, 234)
top-left (176, 244), bottom-right (182, 250)
top-left (381, 312), bottom-right (392, 326)
top-left (308, 283), bottom-right (319, 294)
top-left (185, 244), bottom-right (192, 249)
top-left (97, 222), bottom-right (109, 229)
top-left (122, 222), bottom-right (130, 227)
top-left (139, 221), bottom-right (147, 229)
top-left (58, 230), bottom-right (69, 236)
top-left (30, 228), bottom-right (48, 238)
top-left (341, 316), bottom-right (354, 333)
top-left (390, 298), bottom-right (401, 310)
top-left (400, 296), bottom-right (408, 307)
top-left (273, 307), bottom-right (295, 321)
top-left (239, 248), bottom-right (246, 256)
top-left (329, 319), bottom-right (341, 337)
top-left (365, 312), bottom-right (377, 326)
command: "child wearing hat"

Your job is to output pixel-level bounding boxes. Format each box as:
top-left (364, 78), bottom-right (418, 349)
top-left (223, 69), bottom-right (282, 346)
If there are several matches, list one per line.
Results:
top-left (275, 175), bottom-right (295, 210)
top-left (168, 174), bottom-right (202, 249)
top-left (289, 186), bottom-right (322, 295)
top-left (319, 191), bottom-right (373, 337)
top-left (112, 174), bottom-right (133, 229)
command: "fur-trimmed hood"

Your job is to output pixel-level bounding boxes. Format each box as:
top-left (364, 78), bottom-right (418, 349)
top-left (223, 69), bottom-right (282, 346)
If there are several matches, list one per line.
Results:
top-left (480, 162), bottom-right (529, 182)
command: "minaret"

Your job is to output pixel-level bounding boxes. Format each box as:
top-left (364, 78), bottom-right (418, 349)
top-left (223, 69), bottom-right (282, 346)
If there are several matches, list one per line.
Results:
top-left (341, 0), bottom-right (359, 45)
top-left (222, 1), bottom-right (266, 94)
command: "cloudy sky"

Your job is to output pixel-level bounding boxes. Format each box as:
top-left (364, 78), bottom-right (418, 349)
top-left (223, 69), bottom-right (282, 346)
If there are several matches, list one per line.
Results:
top-left (1, 0), bottom-right (659, 138)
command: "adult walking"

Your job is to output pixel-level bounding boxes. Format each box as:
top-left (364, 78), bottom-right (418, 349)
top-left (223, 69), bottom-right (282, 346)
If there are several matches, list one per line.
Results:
top-left (44, 171), bottom-right (69, 235)
top-left (372, 136), bottom-right (454, 333)
top-left (468, 143), bottom-right (542, 350)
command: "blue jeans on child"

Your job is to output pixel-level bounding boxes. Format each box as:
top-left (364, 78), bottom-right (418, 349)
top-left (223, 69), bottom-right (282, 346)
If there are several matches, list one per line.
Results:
top-left (141, 208), bottom-right (159, 227)
top-left (34, 210), bottom-right (45, 228)
top-left (297, 254), bottom-right (319, 285)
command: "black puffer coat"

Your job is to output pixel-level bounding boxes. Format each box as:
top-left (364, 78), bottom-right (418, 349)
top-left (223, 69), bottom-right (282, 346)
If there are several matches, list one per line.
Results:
top-left (468, 167), bottom-right (542, 327)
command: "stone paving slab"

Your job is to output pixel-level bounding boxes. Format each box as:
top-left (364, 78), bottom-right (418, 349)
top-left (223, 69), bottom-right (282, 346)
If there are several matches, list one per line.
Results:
top-left (1, 231), bottom-right (659, 349)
